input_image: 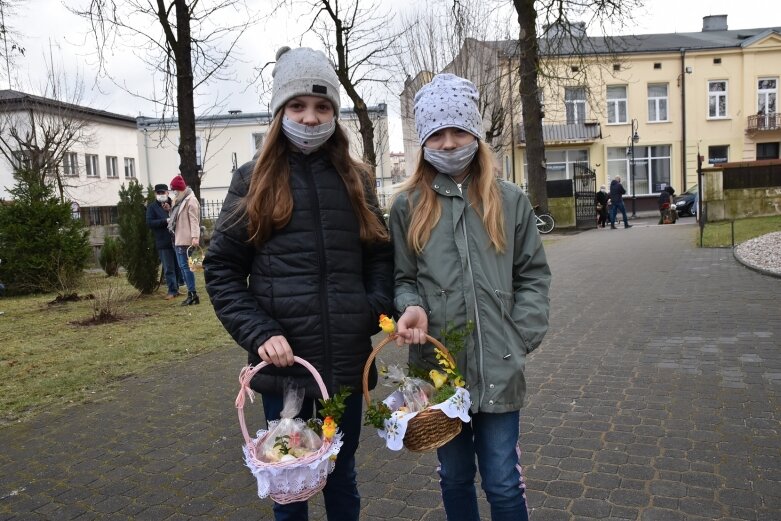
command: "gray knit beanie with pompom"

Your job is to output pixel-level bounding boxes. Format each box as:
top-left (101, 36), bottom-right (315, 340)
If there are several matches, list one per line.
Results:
top-left (270, 46), bottom-right (341, 116)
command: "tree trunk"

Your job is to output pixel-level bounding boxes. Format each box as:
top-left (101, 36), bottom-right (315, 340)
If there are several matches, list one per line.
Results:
top-left (174, 0), bottom-right (200, 201)
top-left (514, 0), bottom-right (548, 213)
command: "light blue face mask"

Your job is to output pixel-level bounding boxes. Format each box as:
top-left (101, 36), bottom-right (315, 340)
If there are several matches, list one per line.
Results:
top-left (282, 116), bottom-right (336, 154)
top-left (423, 140), bottom-right (479, 176)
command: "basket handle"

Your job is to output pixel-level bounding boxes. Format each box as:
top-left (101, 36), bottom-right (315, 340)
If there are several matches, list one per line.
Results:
top-left (361, 334), bottom-right (455, 407)
top-left (235, 356), bottom-right (330, 449)
top-left (186, 245), bottom-right (203, 257)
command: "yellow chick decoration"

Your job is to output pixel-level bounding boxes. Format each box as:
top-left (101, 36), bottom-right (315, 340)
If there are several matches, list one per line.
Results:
top-left (453, 375), bottom-right (466, 388)
top-left (429, 369), bottom-right (448, 389)
top-left (379, 314), bottom-right (396, 334)
top-left (322, 416), bottom-right (337, 441)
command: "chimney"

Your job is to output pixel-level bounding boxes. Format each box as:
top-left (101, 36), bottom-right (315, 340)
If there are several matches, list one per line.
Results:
top-left (702, 15), bottom-right (728, 32)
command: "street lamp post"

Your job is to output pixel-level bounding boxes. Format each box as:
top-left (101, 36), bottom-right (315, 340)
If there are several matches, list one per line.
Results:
top-left (628, 119), bottom-right (640, 217)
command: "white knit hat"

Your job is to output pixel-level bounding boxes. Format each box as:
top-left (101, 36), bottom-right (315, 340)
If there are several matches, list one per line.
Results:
top-left (270, 46), bottom-right (341, 116)
top-left (413, 73), bottom-right (483, 145)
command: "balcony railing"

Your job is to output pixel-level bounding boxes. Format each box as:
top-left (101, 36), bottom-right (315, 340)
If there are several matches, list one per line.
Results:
top-left (747, 113), bottom-right (781, 132)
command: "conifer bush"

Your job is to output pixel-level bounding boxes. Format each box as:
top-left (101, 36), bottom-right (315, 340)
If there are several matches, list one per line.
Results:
top-left (99, 236), bottom-right (121, 276)
top-left (117, 181), bottom-right (160, 294)
top-left (0, 169), bottom-right (91, 295)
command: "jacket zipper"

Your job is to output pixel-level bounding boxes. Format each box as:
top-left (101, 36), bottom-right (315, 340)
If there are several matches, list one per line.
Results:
top-left (460, 211), bottom-right (486, 409)
top-left (304, 157), bottom-right (333, 392)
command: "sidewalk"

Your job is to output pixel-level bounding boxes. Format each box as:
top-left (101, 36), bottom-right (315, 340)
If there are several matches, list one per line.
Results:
top-left (1, 219), bottom-right (780, 520)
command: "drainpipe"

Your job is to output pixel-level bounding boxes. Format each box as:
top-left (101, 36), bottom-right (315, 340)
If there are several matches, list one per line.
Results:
top-left (680, 48), bottom-right (687, 190)
top-left (142, 126), bottom-right (151, 187)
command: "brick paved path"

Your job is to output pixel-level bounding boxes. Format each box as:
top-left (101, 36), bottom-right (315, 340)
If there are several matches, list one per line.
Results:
top-left (1, 219), bottom-right (780, 520)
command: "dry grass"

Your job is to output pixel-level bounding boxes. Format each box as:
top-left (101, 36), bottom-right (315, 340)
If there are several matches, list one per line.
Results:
top-left (0, 272), bottom-right (233, 424)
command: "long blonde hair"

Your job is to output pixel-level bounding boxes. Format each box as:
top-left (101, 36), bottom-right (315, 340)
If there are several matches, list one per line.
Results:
top-left (400, 141), bottom-right (505, 254)
top-left (242, 113), bottom-right (389, 246)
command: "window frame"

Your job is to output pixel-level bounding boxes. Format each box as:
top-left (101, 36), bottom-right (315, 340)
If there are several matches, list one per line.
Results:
top-left (647, 83), bottom-right (669, 123)
top-left (757, 77), bottom-right (778, 115)
top-left (606, 85), bottom-right (628, 125)
top-left (105, 156), bottom-right (119, 178)
top-left (124, 157), bottom-right (136, 179)
top-left (607, 144), bottom-right (672, 195)
top-left (85, 154), bottom-right (99, 178)
top-left (707, 145), bottom-right (729, 164)
top-left (707, 80), bottom-right (728, 119)
top-left (62, 152), bottom-right (79, 177)
top-left (564, 86), bottom-right (587, 124)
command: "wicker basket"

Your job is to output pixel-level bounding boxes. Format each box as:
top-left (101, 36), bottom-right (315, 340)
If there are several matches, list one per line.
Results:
top-left (187, 245), bottom-right (204, 272)
top-left (362, 334), bottom-right (463, 452)
top-left (236, 357), bottom-right (342, 504)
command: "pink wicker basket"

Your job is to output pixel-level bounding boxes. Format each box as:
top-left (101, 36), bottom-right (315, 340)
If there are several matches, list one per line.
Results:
top-left (235, 357), bottom-right (343, 504)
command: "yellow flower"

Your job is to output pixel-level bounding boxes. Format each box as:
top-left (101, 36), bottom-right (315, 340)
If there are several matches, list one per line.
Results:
top-left (429, 369), bottom-right (448, 389)
top-left (379, 314), bottom-right (396, 334)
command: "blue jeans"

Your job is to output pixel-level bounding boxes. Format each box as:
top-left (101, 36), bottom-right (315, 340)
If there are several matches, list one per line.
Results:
top-left (261, 392), bottom-right (363, 521)
top-left (437, 411), bottom-right (529, 521)
top-left (174, 246), bottom-right (196, 293)
top-left (610, 200), bottom-right (629, 226)
top-left (158, 248), bottom-right (178, 295)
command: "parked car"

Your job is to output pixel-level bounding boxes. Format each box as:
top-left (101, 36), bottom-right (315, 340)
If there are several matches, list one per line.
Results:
top-left (675, 185), bottom-right (698, 217)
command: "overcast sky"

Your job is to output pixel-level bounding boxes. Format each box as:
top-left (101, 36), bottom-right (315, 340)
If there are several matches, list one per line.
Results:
top-left (7, 0), bottom-right (779, 153)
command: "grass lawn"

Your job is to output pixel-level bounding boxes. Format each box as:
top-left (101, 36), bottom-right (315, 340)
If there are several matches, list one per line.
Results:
top-left (0, 272), bottom-right (233, 425)
top-left (699, 215), bottom-right (781, 248)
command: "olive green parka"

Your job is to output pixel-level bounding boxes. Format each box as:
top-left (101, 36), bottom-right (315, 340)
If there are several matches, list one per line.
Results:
top-left (389, 173), bottom-right (551, 414)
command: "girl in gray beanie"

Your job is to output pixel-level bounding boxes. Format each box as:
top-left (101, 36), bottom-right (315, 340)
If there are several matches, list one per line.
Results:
top-left (204, 46), bottom-right (393, 521)
top-left (388, 73), bottom-right (551, 521)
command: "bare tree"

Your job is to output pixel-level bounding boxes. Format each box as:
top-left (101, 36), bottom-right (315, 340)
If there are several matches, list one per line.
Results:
top-left (70, 0), bottom-right (255, 200)
top-left (263, 0), bottom-right (401, 173)
top-left (0, 62), bottom-right (94, 201)
top-left (0, 0), bottom-right (24, 90)
top-left (511, 0), bottom-right (642, 212)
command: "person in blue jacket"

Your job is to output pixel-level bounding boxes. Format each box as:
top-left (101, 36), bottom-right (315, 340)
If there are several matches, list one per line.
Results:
top-left (145, 183), bottom-right (180, 299)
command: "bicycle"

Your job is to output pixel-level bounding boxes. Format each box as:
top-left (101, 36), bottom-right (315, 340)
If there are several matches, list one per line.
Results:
top-left (533, 206), bottom-right (555, 234)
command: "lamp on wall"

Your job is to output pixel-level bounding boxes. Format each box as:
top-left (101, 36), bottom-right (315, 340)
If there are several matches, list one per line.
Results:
top-left (627, 119), bottom-right (640, 217)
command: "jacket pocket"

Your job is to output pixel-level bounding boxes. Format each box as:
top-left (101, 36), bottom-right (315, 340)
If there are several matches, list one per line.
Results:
top-left (494, 289), bottom-right (531, 355)
top-left (424, 288), bottom-right (449, 335)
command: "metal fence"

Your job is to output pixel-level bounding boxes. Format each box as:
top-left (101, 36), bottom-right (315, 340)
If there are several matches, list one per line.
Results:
top-left (201, 199), bottom-right (223, 220)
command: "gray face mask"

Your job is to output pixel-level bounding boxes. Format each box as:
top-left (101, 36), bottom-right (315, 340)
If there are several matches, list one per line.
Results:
top-left (282, 116), bottom-right (337, 154)
top-left (423, 140), bottom-right (479, 176)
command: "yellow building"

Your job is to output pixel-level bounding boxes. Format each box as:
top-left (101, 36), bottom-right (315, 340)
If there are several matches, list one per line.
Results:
top-left (401, 15), bottom-right (781, 215)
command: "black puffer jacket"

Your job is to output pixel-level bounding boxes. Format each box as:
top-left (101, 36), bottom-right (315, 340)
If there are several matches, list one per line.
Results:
top-left (204, 151), bottom-right (393, 397)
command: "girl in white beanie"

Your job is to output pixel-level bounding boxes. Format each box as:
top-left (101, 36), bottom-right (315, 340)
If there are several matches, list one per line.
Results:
top-left (389, 73), bottom-right (551, 521)
top-left (204, 46), bottom-right (393, 520)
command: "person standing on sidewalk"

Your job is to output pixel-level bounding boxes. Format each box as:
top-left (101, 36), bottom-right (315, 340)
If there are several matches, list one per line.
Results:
top-left (609, 175), bottom-right (632, 229)
top-left (389, 73), bottom-right (551, 521)
top-left (203, 46), bottom-right (393, 521)
top-left (168, 174), bottom-right (201, 305)
top-left (146, 183), bottom-right (180, 300)
top-left (596, 184), bottom-right (609, 228)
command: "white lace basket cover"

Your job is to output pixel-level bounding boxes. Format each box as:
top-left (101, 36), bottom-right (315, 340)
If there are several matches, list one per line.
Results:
top-left (377, 387), bottom-right (471, 451)
top-left (236, 357), bottom-right (343, 502)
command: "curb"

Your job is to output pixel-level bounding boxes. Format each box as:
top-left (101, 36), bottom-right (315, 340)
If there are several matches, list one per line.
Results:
top-left (733, 247), bottom-right (781, 279)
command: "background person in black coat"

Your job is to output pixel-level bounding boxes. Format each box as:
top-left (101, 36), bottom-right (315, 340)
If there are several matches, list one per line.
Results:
top-left (609, 176), bottom-right (632, 229)
top-left (595, 184), bottom-right (609, 228)
top-left (145, 183), bottom-right (181, 299)
top-left (204, 47), bottom-right (393, 521)
top-left (658, 186), bottom-right (676, 224)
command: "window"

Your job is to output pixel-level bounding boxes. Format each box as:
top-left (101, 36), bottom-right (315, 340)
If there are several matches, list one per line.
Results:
top-left (607, 145), bottom-right (671, 195)
top-left (85, 154), bottom-right (99, 177)
top-left (613, 63), bottom-right (621, 72)
top-left (13, 150), bottom-right (32, 170)
top-left (62, 152), bottom-right (78, 177)
top-left (758, 78), bottom-right (778, 118)
top-left (653, 63), bottom-right (662, 69)
top-left (564, 86), bottom-right (586, 124)
top-left (524, 149), bottom-right (589, 181)
top-left (713, 58), bottom-right (722, 64)
top-left (648, 84), bottom-right (668, 122)
top-left (124, 157), bottom-right (136, 178)
top-left (252, 133), bottom-right (265, 151)
top-left (607, 85), bottom-right (627, 124)
top-left (757, 142), bottom-right (780, 160)
top-left (708, 80), bottom-right (728, 118)
top-left (708, 145), bottom-right (729, 164)
top-left (106, 156), bottom-right (118, 178)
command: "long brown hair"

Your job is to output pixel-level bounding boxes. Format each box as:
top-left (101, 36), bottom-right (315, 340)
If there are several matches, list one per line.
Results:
top-left (399, 141), bottom-right (505, 254)
top-left (242, 113), bottom-right (388, 246)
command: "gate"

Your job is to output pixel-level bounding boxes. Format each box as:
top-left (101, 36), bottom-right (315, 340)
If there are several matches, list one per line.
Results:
top-left (573, 163), bottom-right (597, 229)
